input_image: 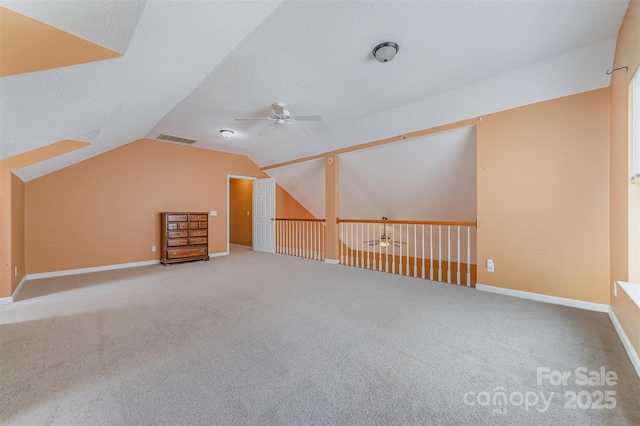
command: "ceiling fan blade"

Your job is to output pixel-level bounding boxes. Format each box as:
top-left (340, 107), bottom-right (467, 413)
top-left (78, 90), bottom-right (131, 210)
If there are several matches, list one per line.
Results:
top-left (235, 117), bottom-right (272, 121)
top-left (292, 115), bottom-right (323, 122)
top-left (272, 102), bottom-right (285, 116)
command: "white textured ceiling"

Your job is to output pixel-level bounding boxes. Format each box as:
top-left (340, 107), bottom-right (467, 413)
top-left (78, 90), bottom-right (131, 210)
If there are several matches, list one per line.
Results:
top-left (265, 126), bottom-right (476, 221)
top-left (339, 126), bottom-right (476, 222)
top-left (0, 0), bottom-right (629, 220)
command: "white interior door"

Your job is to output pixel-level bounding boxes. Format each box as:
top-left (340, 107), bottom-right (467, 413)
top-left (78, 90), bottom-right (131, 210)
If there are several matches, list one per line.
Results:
top-left (253, 178), bottom-right (276, 253)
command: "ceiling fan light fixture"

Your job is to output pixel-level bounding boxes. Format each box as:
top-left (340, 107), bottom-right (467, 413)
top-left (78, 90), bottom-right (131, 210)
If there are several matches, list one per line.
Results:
top-left (220, 129), bottom-right (234, 138)
top-left (372, 42), bottom-right (399, 63)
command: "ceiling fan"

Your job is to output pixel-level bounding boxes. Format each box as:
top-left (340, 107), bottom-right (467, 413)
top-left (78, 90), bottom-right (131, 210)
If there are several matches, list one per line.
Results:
top-left (363, 217), bottom-right (407, 248)
top-left (235, 102), bottom-right (322, 135)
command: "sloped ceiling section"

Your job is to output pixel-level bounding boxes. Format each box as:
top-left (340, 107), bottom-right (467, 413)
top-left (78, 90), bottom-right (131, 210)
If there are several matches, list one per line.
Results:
top-left (147, 0), bottom-right (626, 167)
top-left (266, 126), bottom-right (476, 223)
top-left (339, 127), bottom-right (476, 222)
top-left (0, 0), bottom-right (628, 185)
top-left (2, 1), bottom-right (282, 181)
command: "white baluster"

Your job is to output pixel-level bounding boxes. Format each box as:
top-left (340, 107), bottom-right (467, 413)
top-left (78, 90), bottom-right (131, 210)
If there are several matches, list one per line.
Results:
top-left (447, 226), bottom-right (451, 283)
top-left (367, 223), bottom-right (371, 269)
top-left (467, 226), bottom-right (471, 287)
top-left (438, 226), bottom-right (442, 282)
top-left (430, 225), bottom-right (434, 280)
top-left (379, 223), bottom-right (384, 271)
top-left (406, 224), bottom-right (410, 276)
top-left (399, 225), bottom-right (403, 275)
top-left (414, 225), bottom-right (418, 277)
top-left (356, 223), bottom-right (362, 268)
top-left (350, 223), bottom-right (354, 266)
top-left (346, 223), bottom-right (350, 266)
top-left (340, 222), bottom-right (344, 264)
top-left (421, 225), bottom-right (425, 279)
top-left (360, 223), bottom-right (364, 267)
top-left (320, 223), bottom-right (327, 261)
top-left (372, 223), bottom-right (377, 270)
top-left (392, 224), bottom-right (396, 274)
top-left (456, 226), bottom-right (461, 285)
top-left (311, 222), bottom-right (315, 260)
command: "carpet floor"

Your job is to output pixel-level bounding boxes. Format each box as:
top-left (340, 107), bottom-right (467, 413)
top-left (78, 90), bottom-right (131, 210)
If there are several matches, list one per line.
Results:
top-left (1, 247), bottom-right (639, 425)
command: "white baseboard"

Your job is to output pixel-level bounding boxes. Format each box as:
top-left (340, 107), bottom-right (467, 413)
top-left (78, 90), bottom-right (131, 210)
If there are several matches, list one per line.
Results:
top-left (475, 283), bottom-right (609, 312)
top-left (209, 251), bottom-right (229, 257)
top-left (10, 275), bottom-right (27, 302)
top-left (608, 307), bottom-right (640, 379)
top-left (324, 258), bottom-right (339, 265)
top-left (1, 276), bottom-right (32, 304)
top-left (26, 253), bottom-right (229, 282)
top-left (26, 259), bottom-right (161, 280)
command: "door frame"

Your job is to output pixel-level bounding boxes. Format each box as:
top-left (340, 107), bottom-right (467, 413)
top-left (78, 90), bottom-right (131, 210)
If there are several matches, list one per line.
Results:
top-left (227, 175), bottom-right (256, 254)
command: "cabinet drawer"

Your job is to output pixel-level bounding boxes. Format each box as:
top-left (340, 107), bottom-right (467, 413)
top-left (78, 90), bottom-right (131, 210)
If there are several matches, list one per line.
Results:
top-left (189, 237), bottom-right (207, 245)
top-left (167, 239), bottom-right (188, 247)
top-left (167, 247), bottom-right (208, 259)
top-left (167, 223), bottom-right (178, 230)
top-left (199, 222), bottom-right (208, 229)
top-left (167, 215), bottom-right (188, 222)
top-left (190, 214), bottom-right (207, 221)
top-left (189, 222), bottom-right (199, 229)
top-left (190, 229), bottom-right (207, 237)
top-left (168, 231), bottom-right (188, 238)
top-left (178, 222), bottom-right (189, 230)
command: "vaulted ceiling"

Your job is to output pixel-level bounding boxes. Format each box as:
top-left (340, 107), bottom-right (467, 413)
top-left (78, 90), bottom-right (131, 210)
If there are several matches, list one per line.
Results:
top-left (0, 1), bottom-right (629, 219)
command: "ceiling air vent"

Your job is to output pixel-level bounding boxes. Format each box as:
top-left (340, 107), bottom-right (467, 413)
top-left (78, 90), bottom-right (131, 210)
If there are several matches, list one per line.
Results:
top-left (156, 133), bottom-right (198, 145)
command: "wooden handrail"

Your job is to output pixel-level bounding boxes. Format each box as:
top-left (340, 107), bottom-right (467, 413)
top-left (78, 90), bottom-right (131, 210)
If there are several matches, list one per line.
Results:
top-left (336, 218), bottom-right (477, 227)
top-left (276, 218), bottom-right (326, 222)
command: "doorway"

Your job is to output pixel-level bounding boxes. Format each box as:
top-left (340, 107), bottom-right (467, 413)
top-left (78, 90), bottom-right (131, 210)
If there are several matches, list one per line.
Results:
top-left (229, 177), bottom-right (253, 248)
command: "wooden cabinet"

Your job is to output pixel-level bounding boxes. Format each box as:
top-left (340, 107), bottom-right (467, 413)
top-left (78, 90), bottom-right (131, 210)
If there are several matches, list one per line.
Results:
top-left (161, 212), bottom-right (209, 265)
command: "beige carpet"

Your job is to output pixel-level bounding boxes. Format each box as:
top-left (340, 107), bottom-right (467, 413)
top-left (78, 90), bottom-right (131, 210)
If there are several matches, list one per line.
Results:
top-left (1, 246), bottom-right (639, 425)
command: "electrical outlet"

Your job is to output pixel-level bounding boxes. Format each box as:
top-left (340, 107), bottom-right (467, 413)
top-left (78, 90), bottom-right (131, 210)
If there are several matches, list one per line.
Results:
top-left (210, 211), bottom-right (217, 216)
top-left (486, 259), bottom-right (495, 272)
top-left (152, 246), bottom-right (157, 252)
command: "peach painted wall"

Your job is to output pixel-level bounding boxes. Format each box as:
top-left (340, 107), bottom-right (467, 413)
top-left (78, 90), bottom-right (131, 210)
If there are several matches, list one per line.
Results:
top-left (610, 0), bottom-right (640, 357)
top-left (477, 88), bottom-right (610, 304)
top-left (0, 140), bottom-right (88, 298)
top-left (229, 178), bottom-right (252, 247)
top-left (0, 7), bottom-right (121, 77)
top-left (24, 139), bottom-right (312, 274)
top-left (275, 185), bottom-right (315, 220)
